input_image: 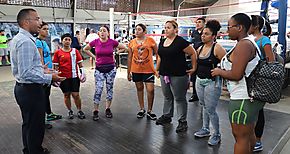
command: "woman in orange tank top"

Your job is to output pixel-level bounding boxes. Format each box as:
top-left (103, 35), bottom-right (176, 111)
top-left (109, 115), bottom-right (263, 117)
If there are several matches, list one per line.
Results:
top-left (127, 23), bottom-right (158, 120)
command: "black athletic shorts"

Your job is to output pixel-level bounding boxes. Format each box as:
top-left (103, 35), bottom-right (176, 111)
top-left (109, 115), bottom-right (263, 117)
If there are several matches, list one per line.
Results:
top-left (132, 73), bottom-right (155, 83)
top-left (60, 78), bottom-right (80, 93)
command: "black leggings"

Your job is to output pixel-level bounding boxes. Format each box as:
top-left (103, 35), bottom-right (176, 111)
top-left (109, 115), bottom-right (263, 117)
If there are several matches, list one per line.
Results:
top-left (255, 109), bottom-right (265, 138)
top-left (190, 74), bottom-right (197, 94)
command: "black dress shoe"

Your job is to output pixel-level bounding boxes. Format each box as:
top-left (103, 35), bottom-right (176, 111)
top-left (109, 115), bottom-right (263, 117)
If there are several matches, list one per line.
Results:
top-left (189, 94), bottom-right (199, 102)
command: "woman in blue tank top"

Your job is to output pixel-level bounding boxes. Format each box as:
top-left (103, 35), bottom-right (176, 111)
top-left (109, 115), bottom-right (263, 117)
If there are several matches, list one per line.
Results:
top-left (248, 15), bottom-right (274, 152)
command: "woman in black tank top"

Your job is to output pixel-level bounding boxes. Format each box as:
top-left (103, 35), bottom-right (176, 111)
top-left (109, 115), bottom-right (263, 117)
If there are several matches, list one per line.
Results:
top-left (193, 20), bottom-right (226, 146)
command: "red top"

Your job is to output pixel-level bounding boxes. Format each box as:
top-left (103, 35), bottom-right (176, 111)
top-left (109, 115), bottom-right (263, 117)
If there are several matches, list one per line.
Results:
top-left (53, 48), bottom-right (83, 78)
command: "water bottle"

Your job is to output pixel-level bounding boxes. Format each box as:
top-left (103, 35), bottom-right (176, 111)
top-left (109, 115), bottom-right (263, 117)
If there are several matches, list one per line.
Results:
top-left (215, 75), bottom-right (221, 88)
top-left (164, 76), bottom-right (170, 84)
top-left (214, 64), bottom-right (221, 88)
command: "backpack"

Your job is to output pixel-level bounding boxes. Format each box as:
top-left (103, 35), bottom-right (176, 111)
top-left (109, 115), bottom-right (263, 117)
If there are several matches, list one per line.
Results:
top-left (246, 42), bottom-right (285, 103)
top-left (272, 42), bottom-right (285, 64)
top-left (259, 36), bottom-right (284, 64)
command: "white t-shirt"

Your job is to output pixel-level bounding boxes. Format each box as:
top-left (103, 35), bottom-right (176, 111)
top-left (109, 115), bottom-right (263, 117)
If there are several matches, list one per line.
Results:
top-left (221, 37), bottom-right (260, 100)
top-left (85, 33), bottom-right (99, 44)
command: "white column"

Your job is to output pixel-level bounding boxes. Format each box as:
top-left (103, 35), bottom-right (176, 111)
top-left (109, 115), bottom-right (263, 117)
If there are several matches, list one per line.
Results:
top-left (129, 12), bottom-right (132, 32)
top-left (109, 8), bottom-right (114, 39)
top-left (73, 0), bottom-right (77, 33)
top-left (136, 0), bottom-right (141, 21)
top-left (177, 0), bottom-right (185, 25)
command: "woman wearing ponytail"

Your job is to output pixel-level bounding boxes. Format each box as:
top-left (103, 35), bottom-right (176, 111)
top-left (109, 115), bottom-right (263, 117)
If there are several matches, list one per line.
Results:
top-left (248, 15), bottom-right (274, 152)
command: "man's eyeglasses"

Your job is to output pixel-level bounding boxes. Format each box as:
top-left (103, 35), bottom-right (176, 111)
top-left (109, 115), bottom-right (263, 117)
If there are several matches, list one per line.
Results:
top-left (26, 17), bottom-right (41, 21)
top-left (227, 24), bottom-right (239, 30)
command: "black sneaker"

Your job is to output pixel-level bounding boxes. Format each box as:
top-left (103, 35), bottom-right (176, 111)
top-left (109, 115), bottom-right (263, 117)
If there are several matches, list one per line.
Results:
top-left (147, 112), bottom-right (157, 120)
top-left (68, 110), bottom-right (74, 119)
top-left (46, 113), bottom-right (62, 121)
top-left (156, 115), bottom-right (172, 125)
top-left (189, 94), bottom-right (199, 102)
top-left (93, 110), bottom-right (99, 121)
top-left (176, 120), bottom-right (188, 133)
top-left (105, 108), bottom-right (113, 118)
top-left (77, 110), bottom-right (86, 119)
top-left (137, 109), bottom-right (146, 118)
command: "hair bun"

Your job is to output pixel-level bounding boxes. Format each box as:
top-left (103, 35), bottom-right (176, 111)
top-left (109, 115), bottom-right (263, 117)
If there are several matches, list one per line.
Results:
top-left (206, 20), bottom-right (221, 33)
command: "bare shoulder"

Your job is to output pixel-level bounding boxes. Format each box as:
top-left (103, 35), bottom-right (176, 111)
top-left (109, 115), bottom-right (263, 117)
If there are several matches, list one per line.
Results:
top-left (237, 39), bottom-right (254, 48)
top-left (214, 43), bottom-right (225, 50)
top-left (233, 39), bottom-right (255, 60)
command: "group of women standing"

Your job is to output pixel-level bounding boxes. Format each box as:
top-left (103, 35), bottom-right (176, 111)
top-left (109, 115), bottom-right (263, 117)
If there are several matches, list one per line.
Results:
top-left (81, 13), bottom-right (273, 154)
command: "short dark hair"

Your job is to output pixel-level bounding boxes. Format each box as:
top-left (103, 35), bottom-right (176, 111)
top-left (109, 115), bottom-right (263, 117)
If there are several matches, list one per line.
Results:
top-left (136, 23), bottom-right (147, 32)
top-left (61, 33), bottom-right (72, 41)
top-left (0, 30), bottom-right (4, 33)
top-left (231, 13), bottom-right (251, 33)
top-left (76, 31), bottom-right (80, 34)
top-left (17, 8), bottom-right (37, 26)
top-left (196, 17), bottom-right (206, 23)
top-left (40, 21), bottom-right (48, 28)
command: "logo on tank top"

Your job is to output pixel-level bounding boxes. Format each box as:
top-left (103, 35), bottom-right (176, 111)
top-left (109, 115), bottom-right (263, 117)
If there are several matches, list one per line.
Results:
top-left (133, 44), bottom-right (149, 65)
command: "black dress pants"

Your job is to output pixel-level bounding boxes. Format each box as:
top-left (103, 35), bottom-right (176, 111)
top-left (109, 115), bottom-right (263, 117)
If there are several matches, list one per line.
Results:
top-left (14, 83), bottom-right (46, 154)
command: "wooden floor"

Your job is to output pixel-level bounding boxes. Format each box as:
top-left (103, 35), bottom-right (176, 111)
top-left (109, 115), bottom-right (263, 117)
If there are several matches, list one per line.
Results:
top-left (0, 75), bottom-right (290, 154)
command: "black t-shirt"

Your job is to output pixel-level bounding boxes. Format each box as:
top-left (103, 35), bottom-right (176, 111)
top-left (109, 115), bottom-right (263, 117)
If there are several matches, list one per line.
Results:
top-left (71, 37), bottom-right (81, 50)
top-left (191, 29), bottom-right (203, 50)
top-left (158, 36), bottom-right (190, 76)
